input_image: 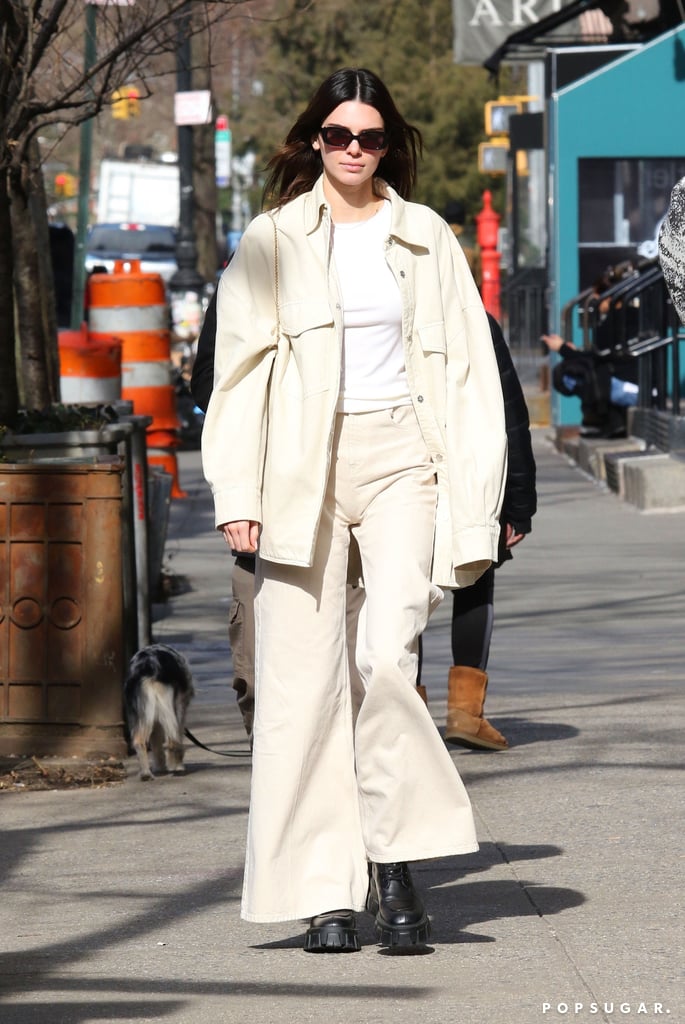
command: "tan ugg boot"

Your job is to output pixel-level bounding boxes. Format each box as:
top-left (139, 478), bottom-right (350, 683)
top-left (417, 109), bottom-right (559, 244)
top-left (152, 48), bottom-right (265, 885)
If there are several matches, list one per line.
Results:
top-left (415, 684), bottom-right (428, 705)
top-left (445, 666), bottom-right (508, 750)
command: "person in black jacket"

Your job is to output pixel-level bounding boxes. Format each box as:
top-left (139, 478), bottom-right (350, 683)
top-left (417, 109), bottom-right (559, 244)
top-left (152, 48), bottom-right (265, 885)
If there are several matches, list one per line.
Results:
top-left (191, 289), bottom-right (256, 740)
top-left (542, 331), bottom-right (638, 439)
top-left (190, 287), bottom-right (218, 413)
top-left (416, 313), bottom-right (537, 750)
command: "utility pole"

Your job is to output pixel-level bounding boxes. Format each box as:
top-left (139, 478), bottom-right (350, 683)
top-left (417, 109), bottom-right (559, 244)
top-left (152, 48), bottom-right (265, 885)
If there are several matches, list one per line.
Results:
top-left (70, 2), bottom-right (97, 330)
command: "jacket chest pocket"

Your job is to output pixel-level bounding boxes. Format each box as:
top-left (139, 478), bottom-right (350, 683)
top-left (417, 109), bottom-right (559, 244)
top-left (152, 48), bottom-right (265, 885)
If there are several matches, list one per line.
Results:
top-left (415, 321), bottom-right (450, 424)
top-left (279, 300), bottom-right (336, 397)
top-left (417, 322), bottom-right (447, 355)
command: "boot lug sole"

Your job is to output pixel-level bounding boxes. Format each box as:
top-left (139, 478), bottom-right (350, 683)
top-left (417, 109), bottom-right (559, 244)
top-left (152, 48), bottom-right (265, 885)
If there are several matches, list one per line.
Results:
top-left (374, 915), bottom-right (431, 947)
top-left (304, 923), bottom-right (361, 953)
top-left (367, 893), bottom-right (431, 947)
top-left (445, 730), bottom-right (508, 751)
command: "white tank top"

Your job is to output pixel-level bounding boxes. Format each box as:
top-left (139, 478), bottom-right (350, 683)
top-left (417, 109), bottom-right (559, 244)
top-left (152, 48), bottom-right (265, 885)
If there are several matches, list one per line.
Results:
top-left (332, 200), bottom-right (411, 412)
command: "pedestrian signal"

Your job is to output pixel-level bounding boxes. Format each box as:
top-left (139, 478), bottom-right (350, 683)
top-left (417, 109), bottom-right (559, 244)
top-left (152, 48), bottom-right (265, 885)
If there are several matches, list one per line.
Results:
top-left (485, 100), bottom-right (522, 136)
top-left (478, 139), bottom-right (509, 175)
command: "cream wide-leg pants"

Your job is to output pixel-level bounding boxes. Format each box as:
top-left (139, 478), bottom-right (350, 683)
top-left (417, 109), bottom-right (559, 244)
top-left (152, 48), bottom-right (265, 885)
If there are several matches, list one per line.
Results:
top-left (242, 406), bottom-right (478, 923)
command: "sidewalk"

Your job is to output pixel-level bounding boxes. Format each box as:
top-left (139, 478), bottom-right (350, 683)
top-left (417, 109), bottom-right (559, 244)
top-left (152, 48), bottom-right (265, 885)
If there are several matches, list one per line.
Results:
top-left (1, 430), bottom-right (683, 1024)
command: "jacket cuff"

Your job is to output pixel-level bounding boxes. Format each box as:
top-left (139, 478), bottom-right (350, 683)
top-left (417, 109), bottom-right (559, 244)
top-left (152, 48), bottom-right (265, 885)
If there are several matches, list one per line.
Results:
top-left (212, 486), bottom-right (262, 530)
top-left (451, 524), bottom-right (502, 572)
top-left (502, 516), bottom-right (532, 535)
top-left (453, 561), bottom-right (493, 589)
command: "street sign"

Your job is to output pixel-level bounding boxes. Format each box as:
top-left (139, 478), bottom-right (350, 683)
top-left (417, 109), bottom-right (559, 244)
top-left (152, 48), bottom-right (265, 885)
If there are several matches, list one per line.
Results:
top-left (215, 115), bottom-right (232, 188)
top-left (174, 90), bottom-right (212, 126)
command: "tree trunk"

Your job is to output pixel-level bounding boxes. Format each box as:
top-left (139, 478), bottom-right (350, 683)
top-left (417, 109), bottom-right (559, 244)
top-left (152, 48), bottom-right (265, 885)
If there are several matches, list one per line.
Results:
top-left (0, 168), bottom-right (19, 426)
top-left (191, 27), bottom-right (218, 287)
top-left (191, 45), bottom-right (218, 286)
top-left (30, 140), bottom-right (61, 401)
top-left (9, 142), bottom-right (59, 411)
top-left (193, 117), bottom-right (219, 286)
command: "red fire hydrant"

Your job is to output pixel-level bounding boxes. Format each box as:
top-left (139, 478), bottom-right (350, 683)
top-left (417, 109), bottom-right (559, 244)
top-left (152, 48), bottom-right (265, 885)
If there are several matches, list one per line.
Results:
top-left (475, 190), bottom-right (501, 322)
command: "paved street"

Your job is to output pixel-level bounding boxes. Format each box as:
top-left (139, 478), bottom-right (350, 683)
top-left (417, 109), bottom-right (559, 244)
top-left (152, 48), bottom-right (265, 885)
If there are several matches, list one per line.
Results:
top-left (1, 430), bottom-right (683, 1024)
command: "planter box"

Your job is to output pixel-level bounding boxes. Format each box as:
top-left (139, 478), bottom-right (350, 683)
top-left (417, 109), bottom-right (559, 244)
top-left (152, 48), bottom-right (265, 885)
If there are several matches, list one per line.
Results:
top-left (0, 461), bottom-right (127, 757)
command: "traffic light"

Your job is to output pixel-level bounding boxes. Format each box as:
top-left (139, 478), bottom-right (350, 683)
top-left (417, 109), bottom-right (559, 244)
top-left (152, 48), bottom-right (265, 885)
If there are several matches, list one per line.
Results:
top-left (126, 87), bottom-right (140, 118)
top-left (54, 172), bottom-right (77, 197)
top-left (112, 89), bottom-right (127, 119)
top-left (484, 99), bottom-right (522, 136)
top-left (112, 87), bottom-right (140, 119)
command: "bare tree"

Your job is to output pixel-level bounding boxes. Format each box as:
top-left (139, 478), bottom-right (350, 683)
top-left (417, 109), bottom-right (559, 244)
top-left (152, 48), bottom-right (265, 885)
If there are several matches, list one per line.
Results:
top-left (0, 0), bottom-right (250, 426)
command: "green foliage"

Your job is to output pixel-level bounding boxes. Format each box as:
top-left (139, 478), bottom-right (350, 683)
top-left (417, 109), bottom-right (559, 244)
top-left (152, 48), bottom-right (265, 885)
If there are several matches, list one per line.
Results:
top-left (225, 0), bottom-right (509, 225)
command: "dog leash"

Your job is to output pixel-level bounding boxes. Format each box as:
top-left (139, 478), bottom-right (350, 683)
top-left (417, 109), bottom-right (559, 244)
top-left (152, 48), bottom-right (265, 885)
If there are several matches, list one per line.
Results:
top-left (184, 727), bottom-right (252, 758)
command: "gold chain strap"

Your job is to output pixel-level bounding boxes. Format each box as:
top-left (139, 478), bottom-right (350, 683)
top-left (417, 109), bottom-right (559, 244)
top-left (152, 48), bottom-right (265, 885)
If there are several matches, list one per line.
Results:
top-left (270, 213), bottom-right (280, 339)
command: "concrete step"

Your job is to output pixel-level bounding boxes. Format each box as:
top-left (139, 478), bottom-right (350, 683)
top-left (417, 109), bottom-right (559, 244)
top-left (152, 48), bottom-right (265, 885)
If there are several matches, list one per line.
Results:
top-left (554, 429), bottom-right (685, 510)
top-left (576, 436), bottom-right (646, 482)
top-left (623, 452), bottom-right (685, 510)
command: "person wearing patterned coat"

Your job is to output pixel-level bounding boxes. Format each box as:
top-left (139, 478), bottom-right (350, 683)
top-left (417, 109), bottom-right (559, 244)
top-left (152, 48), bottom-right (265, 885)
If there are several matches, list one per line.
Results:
top-left (658, 176), bottom-right (685, 324)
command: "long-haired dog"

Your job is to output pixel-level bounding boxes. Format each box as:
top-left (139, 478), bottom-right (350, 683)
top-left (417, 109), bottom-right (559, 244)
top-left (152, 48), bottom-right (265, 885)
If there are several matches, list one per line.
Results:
top-left (124, 644), bottom-right (195, 780)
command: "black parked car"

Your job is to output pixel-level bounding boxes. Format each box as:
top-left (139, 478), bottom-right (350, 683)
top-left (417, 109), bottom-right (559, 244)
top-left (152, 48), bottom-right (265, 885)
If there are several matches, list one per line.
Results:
top-left (85, 223), bottom-right (178, 283)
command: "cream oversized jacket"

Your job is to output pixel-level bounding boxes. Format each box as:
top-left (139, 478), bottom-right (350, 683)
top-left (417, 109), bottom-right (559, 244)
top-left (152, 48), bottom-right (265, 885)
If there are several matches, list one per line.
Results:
top-left (202, 176), bottom-right (507, 588)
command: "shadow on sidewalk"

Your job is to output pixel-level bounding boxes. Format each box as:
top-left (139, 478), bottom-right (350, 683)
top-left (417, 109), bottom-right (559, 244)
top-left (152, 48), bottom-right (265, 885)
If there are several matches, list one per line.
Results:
top-left (438, 719), bottom-right (579, 748)
top-left (250, 841), bottom-right (583, 954)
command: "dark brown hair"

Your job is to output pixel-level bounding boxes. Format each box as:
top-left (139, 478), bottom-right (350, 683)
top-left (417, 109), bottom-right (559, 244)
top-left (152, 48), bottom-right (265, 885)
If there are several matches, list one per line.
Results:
top-left (263, 68), bottom-right (422, 207)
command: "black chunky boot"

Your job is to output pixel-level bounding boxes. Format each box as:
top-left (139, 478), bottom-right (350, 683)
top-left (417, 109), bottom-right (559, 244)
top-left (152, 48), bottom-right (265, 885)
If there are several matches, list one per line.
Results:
top-left (366, 862), bottom-right (431, 947)
top-left (303, 910), bottom-right (361, 953)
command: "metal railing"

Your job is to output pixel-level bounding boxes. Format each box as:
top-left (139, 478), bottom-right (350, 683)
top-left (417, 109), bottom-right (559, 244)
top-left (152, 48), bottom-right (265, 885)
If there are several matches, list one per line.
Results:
top-left (564, 261), bottom-right (681, 408)
top-left (561, 259), bottom-right (684, 454)
top-left (503, 267), bottom-right (548, 388)
top-left (591, 261), bottom-right (680, 416)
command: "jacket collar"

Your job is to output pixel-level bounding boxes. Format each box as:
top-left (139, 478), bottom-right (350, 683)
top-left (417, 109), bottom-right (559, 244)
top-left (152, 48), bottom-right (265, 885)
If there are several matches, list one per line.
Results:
top-left (303, 175), bottom-right (328, 235)
top-left (302, 175), bottom-right (427, 251)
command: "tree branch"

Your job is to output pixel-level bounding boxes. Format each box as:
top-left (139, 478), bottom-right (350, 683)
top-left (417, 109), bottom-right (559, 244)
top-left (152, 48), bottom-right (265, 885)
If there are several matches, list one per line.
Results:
top-left (1, 0), bottom-right (249, 174)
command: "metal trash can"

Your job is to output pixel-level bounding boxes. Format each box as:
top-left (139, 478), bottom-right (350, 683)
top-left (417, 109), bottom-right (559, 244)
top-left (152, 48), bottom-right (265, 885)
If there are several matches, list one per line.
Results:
top-left (0, 461), bottom-right (127, 758)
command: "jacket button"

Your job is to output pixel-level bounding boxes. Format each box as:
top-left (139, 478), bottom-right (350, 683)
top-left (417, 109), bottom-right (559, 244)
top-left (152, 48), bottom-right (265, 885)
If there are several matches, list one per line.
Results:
top-left (400, 270), bottom-right (406, 278)
top-left (434, 453), bottom-right (443, 461)
top-left (417, 395), bottom-right (424, 402)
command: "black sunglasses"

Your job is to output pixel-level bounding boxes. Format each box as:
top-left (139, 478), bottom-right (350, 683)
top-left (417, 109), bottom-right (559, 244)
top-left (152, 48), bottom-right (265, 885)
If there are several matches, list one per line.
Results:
top-left (319, 126), bottom-right (388, 152)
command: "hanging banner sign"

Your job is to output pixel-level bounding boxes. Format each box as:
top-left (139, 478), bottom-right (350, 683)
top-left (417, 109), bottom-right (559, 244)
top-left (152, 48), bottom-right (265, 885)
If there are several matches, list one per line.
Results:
top-left (174, 90), bottom-right (213, 126)
top-left (453, 0), bottom-right (569, 65)
top-left (452, 0), bottom-right (654, 64)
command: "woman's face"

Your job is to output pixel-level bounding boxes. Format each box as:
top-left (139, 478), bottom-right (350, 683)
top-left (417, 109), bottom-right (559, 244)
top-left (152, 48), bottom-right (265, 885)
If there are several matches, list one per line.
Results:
top-left (312, 100), bottom-right (388, 191)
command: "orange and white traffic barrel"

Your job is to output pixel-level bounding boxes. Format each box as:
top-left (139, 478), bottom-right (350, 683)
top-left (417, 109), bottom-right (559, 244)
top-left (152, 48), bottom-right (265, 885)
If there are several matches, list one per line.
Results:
top-left (87, 260), bottom-right (186, 498)
top-left (58, 323), bottom-right (122, 403)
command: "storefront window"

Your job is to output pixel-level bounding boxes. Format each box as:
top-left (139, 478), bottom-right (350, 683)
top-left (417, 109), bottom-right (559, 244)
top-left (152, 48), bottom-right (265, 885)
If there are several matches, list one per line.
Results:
top-left (578, 158), bottom-right (685, 289)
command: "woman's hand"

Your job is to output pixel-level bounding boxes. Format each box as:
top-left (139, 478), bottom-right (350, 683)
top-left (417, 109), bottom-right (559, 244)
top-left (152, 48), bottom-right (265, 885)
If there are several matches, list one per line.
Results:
top-left (541, 333), bottom-right (575, 353)
top-left (219, 520), bottom-right (260, 553)
top-left (504, 522), bottom-right (526, 549)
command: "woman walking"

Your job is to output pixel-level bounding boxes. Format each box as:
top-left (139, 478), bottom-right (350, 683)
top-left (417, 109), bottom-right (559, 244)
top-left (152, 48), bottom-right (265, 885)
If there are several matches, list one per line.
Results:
top-left (201, 67), bottom-right (507, 952)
